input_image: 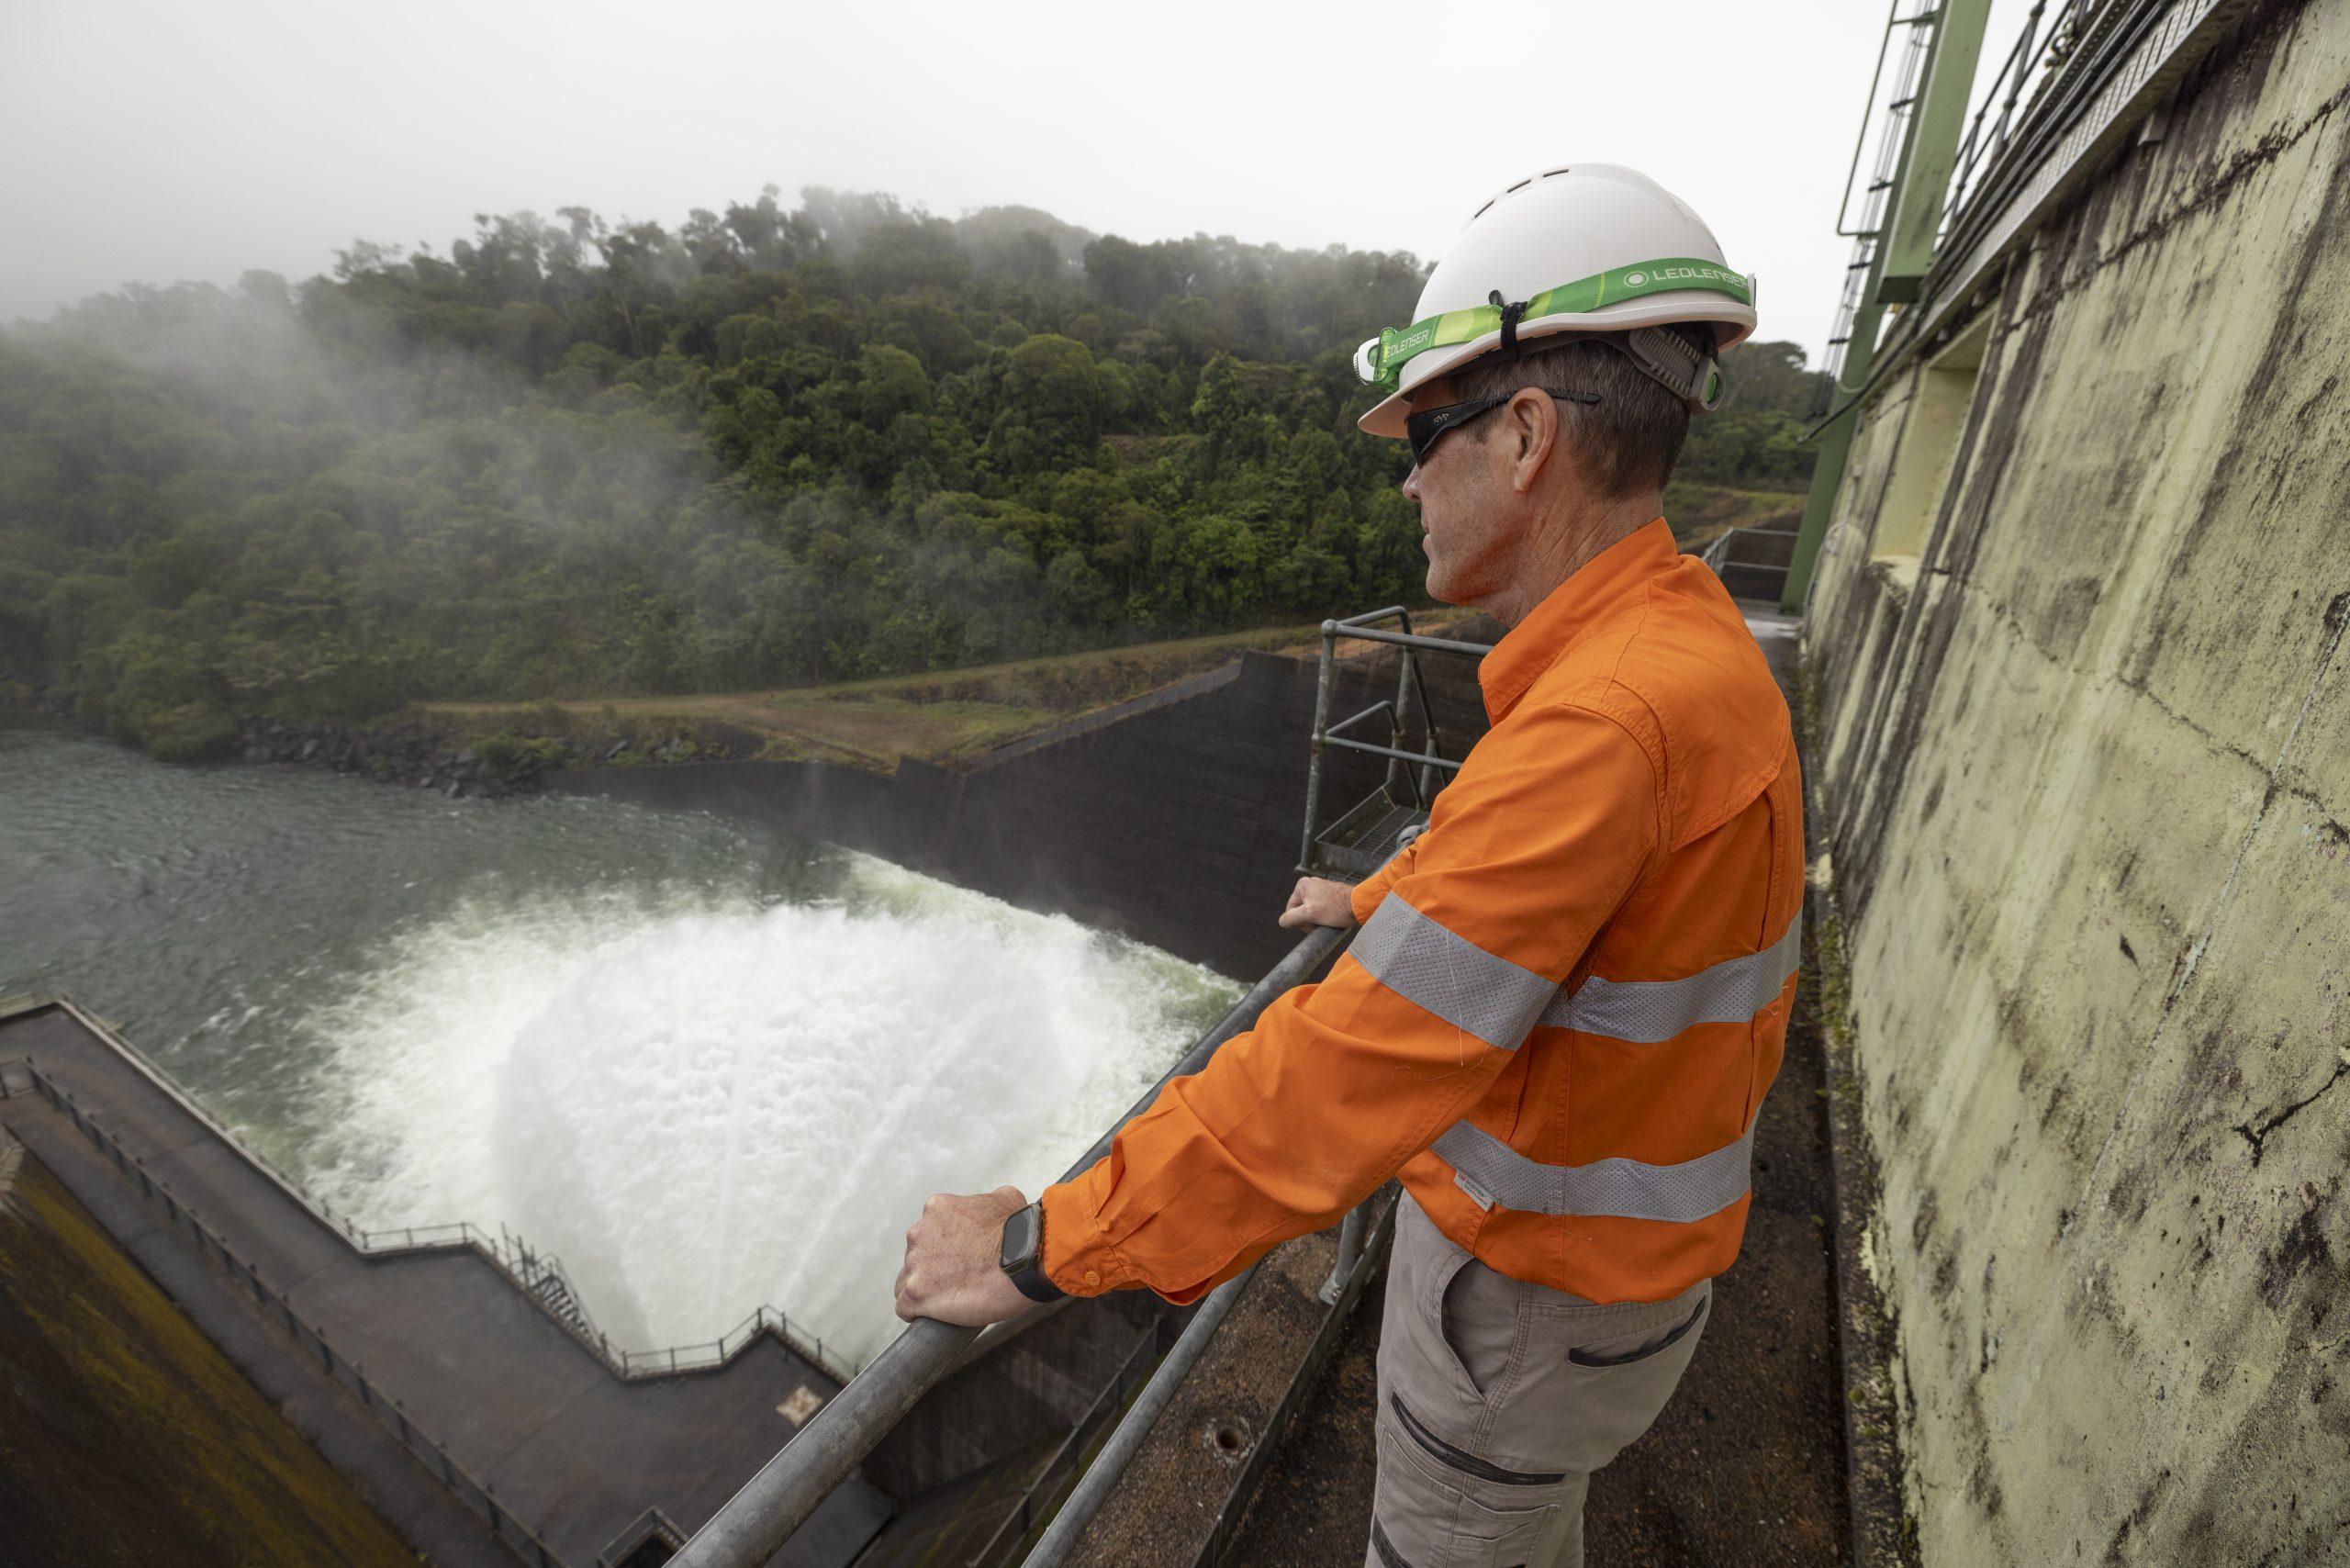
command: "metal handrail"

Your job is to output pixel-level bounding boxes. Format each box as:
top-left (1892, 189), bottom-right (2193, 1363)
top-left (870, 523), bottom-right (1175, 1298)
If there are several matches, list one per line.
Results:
top-left (1933, 0), bottom-right (2147, 265)
top-left (1017, 1260), bottom-right (1265, 1568)
top-left (1819, 0), bottom-right (1942, 402)
top-left (1834, 0), bottom-right (1949, 239)
top-left (6, 1058), bottom-right (574, 1568)
top-left (6, 999), bottom-right (858, 1384)
top-left (1299, 608), bottom-right (1494, 879)
top-left (964, 1315), bottom-right (1169, 1565)
top-left (667, 922), bottom-right (1351, 1568)
top-left (1942, 0), bottom-right (2054, 235)
top-left (1810, 0), bottom-right (2230, 431)
top-left (1020, 1176), bottom-right (1397, 1567)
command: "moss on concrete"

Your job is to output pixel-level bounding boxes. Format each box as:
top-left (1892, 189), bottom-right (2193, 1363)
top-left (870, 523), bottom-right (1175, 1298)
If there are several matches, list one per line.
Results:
top-left (1800, 5), bottom-right (2350, 1559)
top-left (0, 1133), bottom-right (419, 1568)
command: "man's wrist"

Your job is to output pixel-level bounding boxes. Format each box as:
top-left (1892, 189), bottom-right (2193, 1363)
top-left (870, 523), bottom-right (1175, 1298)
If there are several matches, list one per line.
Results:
top-left (1000, 1200), bottom-right (1065, 1303)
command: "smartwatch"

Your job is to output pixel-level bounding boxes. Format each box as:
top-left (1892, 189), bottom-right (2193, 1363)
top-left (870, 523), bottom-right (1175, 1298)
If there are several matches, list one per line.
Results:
top-left (999, 1200), bottom-right (1065, 1304)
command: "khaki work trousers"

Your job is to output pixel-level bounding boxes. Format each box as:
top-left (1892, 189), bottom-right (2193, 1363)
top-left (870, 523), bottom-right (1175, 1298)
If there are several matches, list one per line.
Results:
top-left (1364, 1195), bottom-right (1711, 1568)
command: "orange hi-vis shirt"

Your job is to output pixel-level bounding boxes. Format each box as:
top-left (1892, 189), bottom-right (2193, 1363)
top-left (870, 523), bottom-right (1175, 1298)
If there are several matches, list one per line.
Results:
top-left (1041, 519), bottom-right (1804, 1305)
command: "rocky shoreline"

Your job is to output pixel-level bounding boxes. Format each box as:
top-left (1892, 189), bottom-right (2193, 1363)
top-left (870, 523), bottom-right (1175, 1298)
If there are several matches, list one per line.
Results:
top-left (235, 715), bottom-right (535, 798)
top-left (2, 681), bottom-right (766, 797)
top-left (234, 713), bottom-right (767, 796)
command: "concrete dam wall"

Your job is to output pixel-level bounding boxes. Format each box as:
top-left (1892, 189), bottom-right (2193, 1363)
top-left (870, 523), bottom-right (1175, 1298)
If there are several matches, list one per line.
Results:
top-left (548, 641), bottom-right (1494, 981)
top-left (1802, 2), bottom-right (2350, 1561)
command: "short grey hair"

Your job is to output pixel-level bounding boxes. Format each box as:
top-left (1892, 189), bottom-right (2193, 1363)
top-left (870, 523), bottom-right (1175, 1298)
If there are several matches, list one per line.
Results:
top-left (1449, 328), bottom-right (1706, 498)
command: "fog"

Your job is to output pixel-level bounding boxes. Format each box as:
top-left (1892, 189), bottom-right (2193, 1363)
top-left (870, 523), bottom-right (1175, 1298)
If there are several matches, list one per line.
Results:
top-left (3, 0), bottom-right (1904, 356)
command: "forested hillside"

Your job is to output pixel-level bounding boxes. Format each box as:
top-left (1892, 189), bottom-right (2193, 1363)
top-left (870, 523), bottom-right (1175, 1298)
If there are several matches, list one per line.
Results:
top-left (0, 186), bottom-right (1823, 759)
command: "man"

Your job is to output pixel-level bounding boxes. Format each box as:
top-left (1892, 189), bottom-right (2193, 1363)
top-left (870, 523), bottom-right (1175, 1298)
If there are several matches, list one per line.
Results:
top-left (895, 164), bottom-right (1802, 1568)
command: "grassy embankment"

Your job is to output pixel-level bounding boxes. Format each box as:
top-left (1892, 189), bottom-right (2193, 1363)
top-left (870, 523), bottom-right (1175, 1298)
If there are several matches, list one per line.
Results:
top-left (428, 610), bottom-right (1490, 774)
top-left (1665, 480), bottom-right (1807, 548)
top-left (0, 1131), bottom-right (419, 1567)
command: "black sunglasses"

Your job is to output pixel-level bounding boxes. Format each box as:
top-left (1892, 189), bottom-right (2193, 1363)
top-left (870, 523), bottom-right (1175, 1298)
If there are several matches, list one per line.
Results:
top-left (1405, 389), bottom-right (1603, 467)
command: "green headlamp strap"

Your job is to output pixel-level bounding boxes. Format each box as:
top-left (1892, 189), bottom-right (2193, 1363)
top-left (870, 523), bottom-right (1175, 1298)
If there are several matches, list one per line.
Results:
top-left (1354, 257), bottom-right (1752, 389)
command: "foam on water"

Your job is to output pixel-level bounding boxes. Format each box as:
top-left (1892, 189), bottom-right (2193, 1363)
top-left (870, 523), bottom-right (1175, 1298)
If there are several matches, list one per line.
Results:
top-left (303, 853), bottom-right (1236, 1365)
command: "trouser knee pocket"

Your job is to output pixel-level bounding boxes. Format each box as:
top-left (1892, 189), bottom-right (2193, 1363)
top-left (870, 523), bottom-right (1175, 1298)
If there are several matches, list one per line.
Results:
top-left (1371, 1395), bottom-right (1562, 1568)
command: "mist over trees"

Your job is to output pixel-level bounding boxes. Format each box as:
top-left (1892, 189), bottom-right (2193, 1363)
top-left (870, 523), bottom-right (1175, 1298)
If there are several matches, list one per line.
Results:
top-left (0, 185), bottom-right (1823, 759)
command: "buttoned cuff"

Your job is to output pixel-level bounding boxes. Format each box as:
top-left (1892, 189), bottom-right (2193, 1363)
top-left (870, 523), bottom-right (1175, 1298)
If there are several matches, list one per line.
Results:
top-left (1039, 1165), bottom-right (1130, 1297)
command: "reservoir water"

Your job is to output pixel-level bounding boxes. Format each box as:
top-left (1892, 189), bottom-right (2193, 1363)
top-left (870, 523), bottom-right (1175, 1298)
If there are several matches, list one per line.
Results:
top-left (0, 710), bottom-right (1240, 1363)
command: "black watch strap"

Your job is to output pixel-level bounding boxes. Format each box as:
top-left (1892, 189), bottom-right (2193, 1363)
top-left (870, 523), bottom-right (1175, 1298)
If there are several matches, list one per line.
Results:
top-left (1001, 1200), bottom-right (1065, 1304)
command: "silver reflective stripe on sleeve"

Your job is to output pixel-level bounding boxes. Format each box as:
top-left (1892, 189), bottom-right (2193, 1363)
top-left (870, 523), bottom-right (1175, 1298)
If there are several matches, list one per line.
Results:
top-left (1431, 1121), bottom-right (1754, 1223)
top-left (1349, 893), bottom-right (1559, 1051)
top-left (1539, 913), bottom-right (1802, 1041)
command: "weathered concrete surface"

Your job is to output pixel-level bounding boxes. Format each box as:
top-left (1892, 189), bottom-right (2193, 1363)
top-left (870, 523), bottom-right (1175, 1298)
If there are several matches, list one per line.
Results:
top-left (0, 1133), bottom-right (422, 1568)
top-left (0, 1005), bottom-right (886, 1568)
top-left (1802, 2), bottom-right (2350, 1560)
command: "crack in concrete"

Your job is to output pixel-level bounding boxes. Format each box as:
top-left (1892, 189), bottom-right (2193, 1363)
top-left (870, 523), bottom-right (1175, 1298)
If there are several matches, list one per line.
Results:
top-left (2076, 566), bottom-right (2350, 1215)
top-left (2232, 1059), bottom-right (2350, 1169)
top-left (1964, 591), bottom-right (2279, 786)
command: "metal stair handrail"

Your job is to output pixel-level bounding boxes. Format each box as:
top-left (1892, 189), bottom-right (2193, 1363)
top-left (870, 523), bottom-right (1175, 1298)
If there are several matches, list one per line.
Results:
top-left (1, 996), bottom-right (857, 1384)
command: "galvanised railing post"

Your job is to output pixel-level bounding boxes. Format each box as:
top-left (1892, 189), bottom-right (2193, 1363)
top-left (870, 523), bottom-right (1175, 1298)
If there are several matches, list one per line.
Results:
top-left (1299, 619), bottom-right (1340, 874)
top-left (1317, 1202), bottom-right (1370, 1307)
top-left (668, 924), bottom-right (1348, 1568)
top-left (1382, 612), bottom-right (1414, 801)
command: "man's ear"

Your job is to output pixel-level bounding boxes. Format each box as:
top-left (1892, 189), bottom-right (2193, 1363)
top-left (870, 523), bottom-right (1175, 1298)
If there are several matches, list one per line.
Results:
top-left (1505, 387), bottom-right (1563, 496)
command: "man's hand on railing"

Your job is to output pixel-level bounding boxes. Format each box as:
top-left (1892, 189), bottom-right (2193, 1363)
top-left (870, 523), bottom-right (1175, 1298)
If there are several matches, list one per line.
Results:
top-left (893, 1185), bottom-right (1039, 1327)
top-left (1278, 877), bottom-right (1359, 931)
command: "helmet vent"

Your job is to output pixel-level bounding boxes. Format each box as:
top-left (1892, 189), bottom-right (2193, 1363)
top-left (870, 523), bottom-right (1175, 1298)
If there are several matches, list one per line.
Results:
top-left (1542, 166), bottom-right (1572, 179)
top-left (1470, 199), bottom-right (1495, 220)
top-left (1505, 178), bottom-right (1531, 194)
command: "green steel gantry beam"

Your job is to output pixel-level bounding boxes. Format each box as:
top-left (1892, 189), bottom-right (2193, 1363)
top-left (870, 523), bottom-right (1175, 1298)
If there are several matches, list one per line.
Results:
top-left (1782, 0), bottom-right (1994, 615)
top-left (1879, 1), bottom-right (1995, 302)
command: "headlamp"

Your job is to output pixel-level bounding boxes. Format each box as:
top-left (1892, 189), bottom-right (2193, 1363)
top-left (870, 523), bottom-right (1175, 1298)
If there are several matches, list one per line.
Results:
top-left (1353, 258), bottom-right (1752, 391)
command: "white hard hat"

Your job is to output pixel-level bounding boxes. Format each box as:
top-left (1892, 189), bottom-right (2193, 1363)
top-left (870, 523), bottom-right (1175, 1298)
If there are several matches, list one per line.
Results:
top-left (1355, 164), bottom-right (1757, 437)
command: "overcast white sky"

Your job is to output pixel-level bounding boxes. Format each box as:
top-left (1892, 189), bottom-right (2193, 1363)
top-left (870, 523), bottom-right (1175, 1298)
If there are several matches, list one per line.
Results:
top-left (0, 0), bottom-right (2017, 362)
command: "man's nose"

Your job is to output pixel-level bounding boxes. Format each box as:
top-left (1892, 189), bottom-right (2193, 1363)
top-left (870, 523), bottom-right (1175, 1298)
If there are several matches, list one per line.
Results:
top-left (1401, 463), bottom-right (1424, 501)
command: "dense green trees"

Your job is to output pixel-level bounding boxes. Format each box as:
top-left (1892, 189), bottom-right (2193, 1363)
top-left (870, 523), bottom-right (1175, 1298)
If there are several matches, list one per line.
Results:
top-left (0, 185), bottom-right (1823, 757)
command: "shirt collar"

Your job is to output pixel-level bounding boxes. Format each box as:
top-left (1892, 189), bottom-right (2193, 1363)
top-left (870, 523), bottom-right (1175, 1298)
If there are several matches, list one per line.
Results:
top-left (1477, 517), bottom-right (1677, 723)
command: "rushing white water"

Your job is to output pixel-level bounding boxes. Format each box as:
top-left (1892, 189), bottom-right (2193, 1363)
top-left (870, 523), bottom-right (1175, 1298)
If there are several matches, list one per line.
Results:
top-left (1, 713), bottom-right (1238, 1368)
top-left (301, 854), bottom-right (1235, 1366)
